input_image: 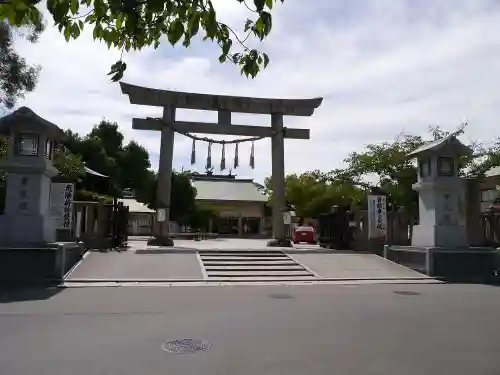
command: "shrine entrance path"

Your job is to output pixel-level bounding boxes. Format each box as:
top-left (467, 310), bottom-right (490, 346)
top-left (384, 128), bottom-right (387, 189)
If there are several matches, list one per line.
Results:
top-left (65, 239), bottom-right (432, 284)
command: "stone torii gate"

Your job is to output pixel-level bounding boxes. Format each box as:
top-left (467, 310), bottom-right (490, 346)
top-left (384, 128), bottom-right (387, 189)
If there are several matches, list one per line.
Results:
top-left (120, 82), bottom-right (323, 247)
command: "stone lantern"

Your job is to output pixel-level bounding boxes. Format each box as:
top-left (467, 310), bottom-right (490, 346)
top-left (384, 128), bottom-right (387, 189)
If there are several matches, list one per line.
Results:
top-left (409, 134), bottom-right (472, 248)
top-left (384, 132), bottom-right (500, 281)
top-left (0, 107), bottom-right (65, 244)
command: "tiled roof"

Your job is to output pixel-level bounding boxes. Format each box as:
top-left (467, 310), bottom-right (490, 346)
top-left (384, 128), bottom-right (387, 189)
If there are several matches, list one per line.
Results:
top-left (0, 107), bottom-right (65, 139)
top-left (192, 177), bottom-right (268, 202)
top-left (118, 198), bottom-right (155, 213)
top-left (409, 134), bottom-right (471, 156)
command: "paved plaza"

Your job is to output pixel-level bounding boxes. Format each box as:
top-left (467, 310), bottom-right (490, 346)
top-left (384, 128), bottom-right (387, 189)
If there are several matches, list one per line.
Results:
top-left (67, 250), bottom-right (204, 281)
top-left (66, 239), bottom-right (431, 283)
top-left (290, 252), bottom-right (425, 279)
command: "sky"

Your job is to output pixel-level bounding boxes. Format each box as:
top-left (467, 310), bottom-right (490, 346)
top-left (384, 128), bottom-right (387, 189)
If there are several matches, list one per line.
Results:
top-left (13, 0), bottom-right (500, 184)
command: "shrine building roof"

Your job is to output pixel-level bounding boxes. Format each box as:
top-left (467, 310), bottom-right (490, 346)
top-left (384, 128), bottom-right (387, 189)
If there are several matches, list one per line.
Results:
top-left (190, 175), bottom-right (267, 203)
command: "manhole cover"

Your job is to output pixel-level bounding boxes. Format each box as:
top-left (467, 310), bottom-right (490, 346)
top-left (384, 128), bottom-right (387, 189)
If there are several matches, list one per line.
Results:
top-left (268, 293), bottom-right (294, 299)
top-left (162, 339), bottom-right (211, 354)
top-left (393, 290), bottom-right (421, 296)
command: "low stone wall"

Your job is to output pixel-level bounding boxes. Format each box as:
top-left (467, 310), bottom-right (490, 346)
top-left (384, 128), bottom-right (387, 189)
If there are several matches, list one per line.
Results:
top-left (384, 246), bottom-right (428, 273)
top-left (432, 249), bottom-right (499, 282)
top-left (384, 245), bottom-right (500, 283)
top-left (0, 242), bottom-right (85, 286)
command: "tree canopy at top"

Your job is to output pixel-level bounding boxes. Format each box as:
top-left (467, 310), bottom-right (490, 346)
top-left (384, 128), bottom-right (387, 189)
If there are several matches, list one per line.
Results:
top-left (0, 0), bottom-right (283, 81)
top-left (0, 17), bottom-right (44, 109)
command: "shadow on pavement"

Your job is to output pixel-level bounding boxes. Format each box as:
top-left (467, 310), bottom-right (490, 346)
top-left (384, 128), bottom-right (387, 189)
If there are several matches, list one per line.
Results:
top-left (0, 287), bottom-right (63, 303)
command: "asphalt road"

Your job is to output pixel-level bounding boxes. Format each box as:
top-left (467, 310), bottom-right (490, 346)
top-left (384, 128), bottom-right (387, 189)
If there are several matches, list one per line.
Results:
top-left (1, 283), bottom-right (499, 375)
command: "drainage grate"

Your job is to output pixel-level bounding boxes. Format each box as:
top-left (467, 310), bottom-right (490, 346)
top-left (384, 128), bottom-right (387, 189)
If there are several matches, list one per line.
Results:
top-left (393, 290), bottom-right (421, 296)
top-left (268, 293), bottom-right (294, 299)
top-left (162, 339), bottom-right (211, 354)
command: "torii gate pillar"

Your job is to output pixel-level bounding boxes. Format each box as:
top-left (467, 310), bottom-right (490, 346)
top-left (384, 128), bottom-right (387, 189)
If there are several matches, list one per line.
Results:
top-left (155, 106), bottom-right (176, 245)
top-left (120, 82), bottom-right (322, 247)
top-left (269, 113), bottom-right (287, 245)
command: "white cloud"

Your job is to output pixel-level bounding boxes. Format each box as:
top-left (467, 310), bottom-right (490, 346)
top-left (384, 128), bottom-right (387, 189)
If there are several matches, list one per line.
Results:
top-left (11, 0), bottom-right (500, 183)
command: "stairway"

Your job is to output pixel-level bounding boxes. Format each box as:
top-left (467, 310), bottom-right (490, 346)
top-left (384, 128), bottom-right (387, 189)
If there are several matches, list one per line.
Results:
top-left (198, 250), bottom-right (317, 281)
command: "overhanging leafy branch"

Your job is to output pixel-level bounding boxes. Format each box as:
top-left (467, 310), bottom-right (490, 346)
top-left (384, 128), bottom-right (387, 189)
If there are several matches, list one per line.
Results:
top-left (0, 0), bottom-right (283, 81)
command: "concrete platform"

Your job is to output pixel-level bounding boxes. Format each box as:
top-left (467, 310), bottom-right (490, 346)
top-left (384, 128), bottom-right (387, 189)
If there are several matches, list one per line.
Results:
top-left (288, 252), bottom-right (430, 279)
top-left (66, 250), bottom-right (203, 280)
top-left (65, 239), bottom-right (431, 283)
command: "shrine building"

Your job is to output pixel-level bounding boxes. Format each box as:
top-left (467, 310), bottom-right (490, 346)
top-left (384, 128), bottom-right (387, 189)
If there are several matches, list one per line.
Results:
top-left (190, 173), bottom-right (268, 236)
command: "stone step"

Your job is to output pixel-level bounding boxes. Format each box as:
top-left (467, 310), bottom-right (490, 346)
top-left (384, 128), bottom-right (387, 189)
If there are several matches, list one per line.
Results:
top-left (205, 265), bottom-right (306, 271)
top-left (205, 270), bottom-right (313, 277)
top-left (202, 260), bottom-right (298, 266)
top-left (207, 276), bottom-right (318, 282)
top-left (199, 250), bottom-right (284, 254)
top-left (200, 256), bottom-right (288, 262)
top-left (199, 251), bottom-right (286, 258)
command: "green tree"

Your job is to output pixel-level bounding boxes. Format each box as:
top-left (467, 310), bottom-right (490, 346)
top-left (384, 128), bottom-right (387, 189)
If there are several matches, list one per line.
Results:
top-left (62, 129), bottom-right (82, 155)
top-left (1, 0), bottom-right (282, 81)
top-left (53, 143), bottom-right (85, 180)
top-left (342, 133), bottom-right (426, 216)
top-left (186, 203), bottom-right (219, 231)
top-left (62, 127), bottom-right (121, 196)
top-left (140, 171), bottom-right (197, 223)
top-left (341, 126), bottom-right (500, 216)
top-left (0, 135), bottom-right (6, 213)
top-left (81, 137), bottom-right (116, 176)
top-left (88, 120), bottom-right (124, 158)
top-left (84, 120), bottom-right (157, 200)
top-left (0, 134), bottom-right (6, 158)
top-left (116, 140), bottom-right (151, 196)
top-left (0, 18), bottom-right (44, 109)
top-left (264, 172), bottom-right (363, 223)
top-left (132, 168), bottom-right (156, 206)
top-left (467, 138), bottom-right (500, 178)
top-left (61, 120), bottom-right (198, 220)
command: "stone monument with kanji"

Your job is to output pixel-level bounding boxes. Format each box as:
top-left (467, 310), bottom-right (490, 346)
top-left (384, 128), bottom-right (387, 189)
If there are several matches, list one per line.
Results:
top-left (0, 107), bottom-right (65, 244)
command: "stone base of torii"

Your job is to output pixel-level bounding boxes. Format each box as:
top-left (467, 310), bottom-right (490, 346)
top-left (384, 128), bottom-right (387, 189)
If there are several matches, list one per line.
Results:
top-left (120, 82), bottom-right (323, 247)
